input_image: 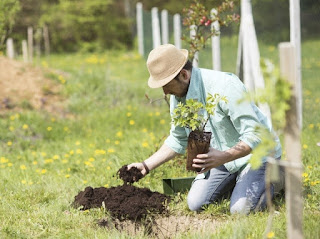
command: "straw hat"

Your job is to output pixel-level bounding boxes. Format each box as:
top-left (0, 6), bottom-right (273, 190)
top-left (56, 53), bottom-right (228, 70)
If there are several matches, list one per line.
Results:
top-left (147, 44), bottom-right (188, 88)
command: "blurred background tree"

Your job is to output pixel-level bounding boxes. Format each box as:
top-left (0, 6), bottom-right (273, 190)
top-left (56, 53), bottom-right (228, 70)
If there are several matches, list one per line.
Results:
top-left (0, 0), bottom-right (20, 51)
top-left (2, 0), bottom-right (320, 53)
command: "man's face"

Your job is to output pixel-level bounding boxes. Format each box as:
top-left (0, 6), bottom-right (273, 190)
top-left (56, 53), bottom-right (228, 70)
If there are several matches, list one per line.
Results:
top-left (162, 70), bottom-right (190, 98)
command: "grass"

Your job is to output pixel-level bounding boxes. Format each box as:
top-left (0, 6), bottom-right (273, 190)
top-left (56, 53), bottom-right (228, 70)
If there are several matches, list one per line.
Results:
top-left (0, 37), bottom-right (319, 238)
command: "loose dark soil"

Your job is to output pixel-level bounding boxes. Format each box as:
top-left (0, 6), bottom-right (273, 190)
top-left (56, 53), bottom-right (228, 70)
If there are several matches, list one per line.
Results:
top-left (117, 165), bottom-right (143, 184)
top-left (73, 166), bottom-right (171, 221)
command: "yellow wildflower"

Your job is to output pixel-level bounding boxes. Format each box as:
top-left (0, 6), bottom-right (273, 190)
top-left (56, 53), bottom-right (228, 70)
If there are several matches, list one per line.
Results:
top-left (21, 180), bottom-right (27, 184)
top-left (22, 124), bottom-right (29, 129)
top-left (155, 112), bottom-right (160, 116)
top-left (127, 112), bottom-right (132, 117)
top-left (267, 231), bottom-right (275, 238)
top-left (20, 165), bottom-right (27, 170)
top-left (160, 119), bottom-right (165, 125)
top-left (115, 140), bottom-right (120, 145)
top-left (129, 120), bottom-right (135, 125)
top-left (116, 131), bottom-right (123, 138)
top-left (7, 141), bottom-right (12, 146)
top-left (53, 155), bottom-right (60, 160)
top-left (65, 174), bottom-right (70, 178)
top-left (41, 169), bottom-right (47, 174)
top-left (303, 144), bottom-right (308, 149)
top-left (142, 142), bottom-right (149, 148)
top-left (47, 126), bottom-right (52, 131)
top-left (76, 149), bottom-right (83, 154)
top-left (9, 126), bottom-right (14, 131)
top-left (107, 148), bottom-right (115, 153)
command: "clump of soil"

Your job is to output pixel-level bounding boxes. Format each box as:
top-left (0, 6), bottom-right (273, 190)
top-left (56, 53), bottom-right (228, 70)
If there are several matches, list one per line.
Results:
top-left (117, 165), bottom-right (143, 184)
top-left (73, 166), bottom-right (171, 221)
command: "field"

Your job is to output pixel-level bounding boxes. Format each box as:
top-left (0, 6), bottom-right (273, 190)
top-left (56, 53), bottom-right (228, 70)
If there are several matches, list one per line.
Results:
top-left (0, 38), bottom-right (319, 238)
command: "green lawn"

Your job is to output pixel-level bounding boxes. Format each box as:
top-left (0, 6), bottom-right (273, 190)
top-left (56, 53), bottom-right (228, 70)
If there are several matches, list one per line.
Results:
top-left (0, 38), bottom-right (319, 238)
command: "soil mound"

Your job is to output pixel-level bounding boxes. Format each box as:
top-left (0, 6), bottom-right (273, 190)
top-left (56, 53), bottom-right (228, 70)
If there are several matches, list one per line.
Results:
top-left (0, 56), bottom-right (65, 114)
top-left (73, 166), bottom-right (171, 221)
top-left (73, 185), bottom-right (170, 221)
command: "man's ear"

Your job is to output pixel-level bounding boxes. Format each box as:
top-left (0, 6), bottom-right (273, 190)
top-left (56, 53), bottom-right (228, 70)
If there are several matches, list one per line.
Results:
top-left (181, 69), bottom-right (191, 82)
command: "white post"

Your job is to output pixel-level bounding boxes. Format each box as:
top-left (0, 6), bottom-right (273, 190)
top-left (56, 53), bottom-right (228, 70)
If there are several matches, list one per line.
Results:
top-left (6, 38), bottom-right (14, 59)
top-left (279, 42), bottom-right (303, 239)
top-left (136, 2), bottom-right (144, 56)
top-left (151, 7), bottom-right (161, 48)
top-left (211, 8), bottom-right (221, 71)
top-left (43, 25), bottom-right (50, 56)
top-left (173, 14), bottom-right (181, 49)
top-left (290, 0), bottom-right (302, 130)
top-left (190, 25), bottom-right (198, 67)
top-left (27, 27), bottom-right (33, 63)
top-left (35, 28), bottom-right (42, 62)
top-left (22, 40), bottom-right (28, 63)
top-left (161, 9), bottom-right (169, 44)
top-left (237, 0), bottom-right (271, 120)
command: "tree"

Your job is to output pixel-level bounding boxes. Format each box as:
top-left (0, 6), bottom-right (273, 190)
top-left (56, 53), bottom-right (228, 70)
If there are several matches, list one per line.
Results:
top-left (0, 0), bottom-right (20, 51)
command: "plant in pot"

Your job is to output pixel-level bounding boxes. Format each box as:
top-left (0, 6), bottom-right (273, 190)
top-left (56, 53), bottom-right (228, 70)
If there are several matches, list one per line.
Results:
top-left (172, 93), bottom-right (228, 172)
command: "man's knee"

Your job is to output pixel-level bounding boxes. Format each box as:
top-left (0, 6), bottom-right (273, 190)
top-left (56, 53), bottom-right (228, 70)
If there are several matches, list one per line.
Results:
top-left (230, 198), bottom-right (251, 215)
top-left (187, 193), bottom-right (205, 211)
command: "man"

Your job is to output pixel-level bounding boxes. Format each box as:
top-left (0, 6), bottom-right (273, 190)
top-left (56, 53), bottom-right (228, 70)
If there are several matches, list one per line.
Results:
top-left (128, 44), bottom-right (283, 214)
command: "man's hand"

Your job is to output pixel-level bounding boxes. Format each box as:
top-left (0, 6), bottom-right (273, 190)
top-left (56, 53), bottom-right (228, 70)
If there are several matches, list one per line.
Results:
top-left (127, 163), bottom-right (148, 176)
top-left (192, 141), bottom-right (252, 174)
top-left (192, 147), bottom-right (228, 173)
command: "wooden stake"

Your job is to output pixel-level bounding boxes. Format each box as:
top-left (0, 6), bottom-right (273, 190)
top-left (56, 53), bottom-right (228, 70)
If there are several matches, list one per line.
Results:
top-left (279, 42), bottom-right (303, 239)
top-left (27, 27), bottom-right (33, 63)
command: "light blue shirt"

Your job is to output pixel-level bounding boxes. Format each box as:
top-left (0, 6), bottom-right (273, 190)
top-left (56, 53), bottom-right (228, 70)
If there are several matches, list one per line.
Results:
top-left (164, 67), bottom-right (282, 173)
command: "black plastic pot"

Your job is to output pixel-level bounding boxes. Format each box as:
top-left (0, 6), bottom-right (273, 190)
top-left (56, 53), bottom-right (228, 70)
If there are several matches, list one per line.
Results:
top-left (187, 130), bottom-right (212, 172)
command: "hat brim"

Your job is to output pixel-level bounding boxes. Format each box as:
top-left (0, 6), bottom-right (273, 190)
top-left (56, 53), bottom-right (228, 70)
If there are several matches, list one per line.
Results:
top-left (147, 49), bottom-right (189, 88)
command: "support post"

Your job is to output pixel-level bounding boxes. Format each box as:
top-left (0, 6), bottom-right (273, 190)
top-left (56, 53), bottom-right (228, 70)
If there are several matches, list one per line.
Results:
top-left (6, 38), bottom-right (14, 59)
top-left (22, 40), bottom-right (28, 63)
top-left (190, 25), bottom-right (198, 67)
top-left (161, 10), bottom-right (169, 45)
top-left (173, 14), bottom-right (181, 49)
top-left (279, 42), bottom-right (303, 239)
top-left (151, 7), bottom-right (161, 49)
top-left (136, 2), bottom-right (144, 56)
top-left (211, 8), bottom-right (221, 71)
top-left (290, 0), bottom-right (302, 130)
top-left (27, 27), bottom-right (33, 63)
top-left (43, 25), bottom-right (50, 57)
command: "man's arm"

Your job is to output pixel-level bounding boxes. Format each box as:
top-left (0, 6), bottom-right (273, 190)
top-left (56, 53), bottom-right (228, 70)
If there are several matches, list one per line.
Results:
top-left (128, 143), bottom-right (179, 176)
top-left (192, 141), bottom-right (252, 173)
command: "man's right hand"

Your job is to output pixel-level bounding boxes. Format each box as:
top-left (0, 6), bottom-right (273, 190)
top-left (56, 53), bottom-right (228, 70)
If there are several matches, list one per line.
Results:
top-left (127, 162), bottom-right (148, 176)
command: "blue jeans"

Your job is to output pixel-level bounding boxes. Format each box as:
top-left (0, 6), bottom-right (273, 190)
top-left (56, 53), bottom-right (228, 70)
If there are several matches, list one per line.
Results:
top-left (187, 162), bottom-right (276, 214)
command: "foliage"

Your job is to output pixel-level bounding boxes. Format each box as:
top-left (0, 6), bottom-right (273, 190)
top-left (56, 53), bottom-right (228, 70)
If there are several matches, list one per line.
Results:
top-left (243, 59), bottom-right (292, 168)
top-left (39, 0), bottom-right (132, 52)
top-left (0, 0), bottom-right (20, 51)
top-left (172, 93), bottom-right (228, 132)
top-left (181, 0), bottom-right (239, 61)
